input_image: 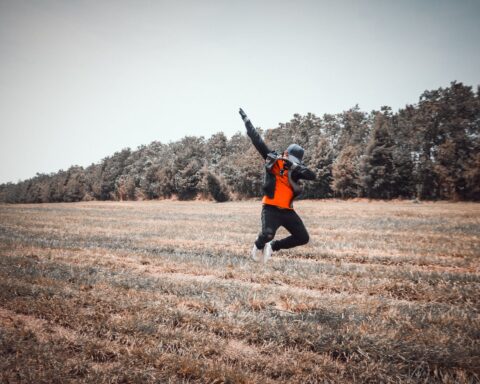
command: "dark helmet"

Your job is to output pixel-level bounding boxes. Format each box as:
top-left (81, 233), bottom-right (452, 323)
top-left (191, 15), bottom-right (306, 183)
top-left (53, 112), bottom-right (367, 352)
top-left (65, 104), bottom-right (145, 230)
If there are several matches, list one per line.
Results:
top-left (286, 143), bottom-right (304, 164)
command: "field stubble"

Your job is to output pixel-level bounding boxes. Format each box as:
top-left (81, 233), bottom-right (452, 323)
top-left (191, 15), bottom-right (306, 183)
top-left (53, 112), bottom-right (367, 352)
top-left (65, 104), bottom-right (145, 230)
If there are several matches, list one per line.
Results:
top-left (0, 200), bottom-right (479, 383)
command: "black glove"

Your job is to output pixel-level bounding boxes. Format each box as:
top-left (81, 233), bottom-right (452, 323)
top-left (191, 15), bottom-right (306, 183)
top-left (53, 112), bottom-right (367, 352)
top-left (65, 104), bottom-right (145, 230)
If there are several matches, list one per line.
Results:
top-left (281, 157), bottom-right (293, 168)
top-left (281, 157), bottom-right (300, 171)
top-left (239, 108), bottom-right (249, 122)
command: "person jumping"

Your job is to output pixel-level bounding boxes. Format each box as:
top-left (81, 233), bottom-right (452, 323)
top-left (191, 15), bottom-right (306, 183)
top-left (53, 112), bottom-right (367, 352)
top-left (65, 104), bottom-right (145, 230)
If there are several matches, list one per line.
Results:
top-left (239, 108), bottom-right (316, 263)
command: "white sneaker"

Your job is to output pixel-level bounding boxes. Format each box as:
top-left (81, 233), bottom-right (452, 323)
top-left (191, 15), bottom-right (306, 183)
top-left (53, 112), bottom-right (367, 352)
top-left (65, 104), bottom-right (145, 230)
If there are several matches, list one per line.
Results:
top-left (263, 242), bottom-right (273, 263)
top-left (251, 244), bottom-right (263, 262)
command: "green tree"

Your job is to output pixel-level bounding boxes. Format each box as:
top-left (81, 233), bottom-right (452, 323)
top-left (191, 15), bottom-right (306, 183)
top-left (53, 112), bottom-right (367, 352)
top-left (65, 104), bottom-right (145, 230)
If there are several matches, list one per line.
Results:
top-left (413, 82), bottom-right (479, 199)
top-left (99, 149), bottom-right (131, 200)
top-left (303, 137), bottom-right (334, 198)
top-left (198, 168), bottom-right (230, 202)
top-left (360, 110), bottom-right (397, 199)
top-left (206, 132), bottom-right (228, 169)
top-left (332, 145), bottom-right (361, 198)
top-left (64, 166), bottom-right (86, 202)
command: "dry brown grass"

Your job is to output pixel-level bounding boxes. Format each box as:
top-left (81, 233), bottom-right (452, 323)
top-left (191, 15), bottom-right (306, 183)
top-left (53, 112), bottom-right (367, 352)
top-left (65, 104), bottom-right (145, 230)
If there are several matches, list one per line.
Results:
top-left (0, 199), bottom-right (479, 383)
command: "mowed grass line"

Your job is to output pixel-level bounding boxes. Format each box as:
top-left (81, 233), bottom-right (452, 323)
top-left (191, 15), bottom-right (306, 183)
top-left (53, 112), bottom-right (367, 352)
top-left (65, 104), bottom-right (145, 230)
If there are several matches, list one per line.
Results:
top-left (1, 252), bottom-right (477, 383)
top-left (0, 200), bottom-right (479, 383)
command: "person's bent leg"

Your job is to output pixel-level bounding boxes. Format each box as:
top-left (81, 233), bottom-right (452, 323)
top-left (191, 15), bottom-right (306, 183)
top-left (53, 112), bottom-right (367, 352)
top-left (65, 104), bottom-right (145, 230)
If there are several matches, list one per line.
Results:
top-left (255, 205), bottom-right (281, 249)
top-left (271, 210), bottom-right (309, 251)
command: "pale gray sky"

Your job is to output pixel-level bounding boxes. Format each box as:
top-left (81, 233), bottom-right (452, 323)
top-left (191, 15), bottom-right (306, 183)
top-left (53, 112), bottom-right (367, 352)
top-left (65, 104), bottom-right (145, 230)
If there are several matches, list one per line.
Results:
top-left (0, 0), bottom-right (479, 183)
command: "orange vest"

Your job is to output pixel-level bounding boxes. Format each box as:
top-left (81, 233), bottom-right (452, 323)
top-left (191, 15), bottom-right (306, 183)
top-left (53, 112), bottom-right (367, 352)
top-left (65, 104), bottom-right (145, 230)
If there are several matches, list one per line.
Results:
top-left (262, 159), bottom-right (294, 209)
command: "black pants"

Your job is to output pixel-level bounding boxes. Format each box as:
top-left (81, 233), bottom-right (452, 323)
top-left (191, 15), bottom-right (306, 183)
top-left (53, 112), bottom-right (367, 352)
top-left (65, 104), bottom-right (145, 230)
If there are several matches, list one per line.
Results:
top-left (255, 204), bottom-right (310, 251)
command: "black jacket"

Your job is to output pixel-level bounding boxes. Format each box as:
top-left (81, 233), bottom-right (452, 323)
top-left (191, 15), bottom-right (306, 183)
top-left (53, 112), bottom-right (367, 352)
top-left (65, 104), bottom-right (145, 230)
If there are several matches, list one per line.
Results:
top-left (243, 119), bottom-right (316, 198)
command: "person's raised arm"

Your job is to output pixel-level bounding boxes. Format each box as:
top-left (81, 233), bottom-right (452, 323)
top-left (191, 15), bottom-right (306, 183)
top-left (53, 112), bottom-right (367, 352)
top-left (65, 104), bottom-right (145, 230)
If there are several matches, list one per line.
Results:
top-left (283, 159), bottom-right (316, 181)
top-left (294, 165), bottom-right (316, 181)
top-left (239, 108), bottom-right (271, 159)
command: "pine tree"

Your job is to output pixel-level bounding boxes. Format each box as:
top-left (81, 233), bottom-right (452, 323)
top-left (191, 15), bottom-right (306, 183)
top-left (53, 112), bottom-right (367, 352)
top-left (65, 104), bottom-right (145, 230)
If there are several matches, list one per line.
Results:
top-left (360, 110), bottom-right (396, 199)
top-left (332, 145), bottom-right (361, 198)
top-left (303, 138), bottom-right (334, 198)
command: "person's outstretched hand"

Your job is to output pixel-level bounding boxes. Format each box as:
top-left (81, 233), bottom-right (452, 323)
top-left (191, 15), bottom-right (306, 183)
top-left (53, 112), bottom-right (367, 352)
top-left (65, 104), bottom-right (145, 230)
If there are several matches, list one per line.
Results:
top-left (239, 108), bottom-right (249, 122)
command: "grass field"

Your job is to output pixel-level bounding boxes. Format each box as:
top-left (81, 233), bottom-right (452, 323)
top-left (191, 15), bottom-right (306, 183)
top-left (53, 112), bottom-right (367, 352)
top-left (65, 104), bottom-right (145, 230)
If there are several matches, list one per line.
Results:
top-left (0, 200), bottom-right (479, 383)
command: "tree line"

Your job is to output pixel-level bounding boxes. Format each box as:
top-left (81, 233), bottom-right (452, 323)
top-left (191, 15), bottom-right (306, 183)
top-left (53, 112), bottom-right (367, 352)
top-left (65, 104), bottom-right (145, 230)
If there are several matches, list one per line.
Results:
top-left (1, 81), bottom-right (479, 203)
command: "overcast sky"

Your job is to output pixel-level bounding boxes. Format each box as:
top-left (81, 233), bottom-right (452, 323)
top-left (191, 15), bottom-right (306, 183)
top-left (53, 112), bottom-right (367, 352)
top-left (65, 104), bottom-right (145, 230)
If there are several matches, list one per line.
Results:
top-left (0, 0), bottom-right (479, 184)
